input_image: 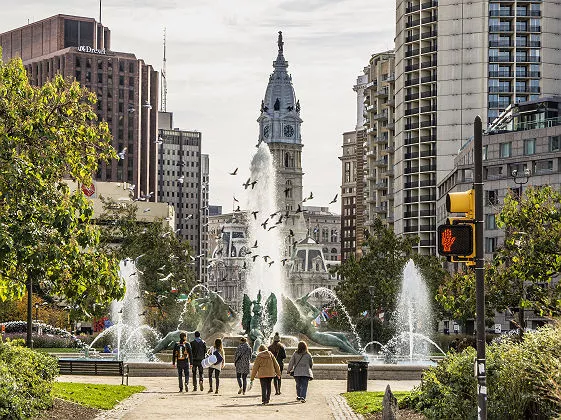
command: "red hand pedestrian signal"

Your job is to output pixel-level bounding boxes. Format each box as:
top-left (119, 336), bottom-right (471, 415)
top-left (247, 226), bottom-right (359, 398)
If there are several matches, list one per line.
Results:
top-left (437, 224), bottom-right (474, 257)
top-left (440, 228), bottom-right (456, 252)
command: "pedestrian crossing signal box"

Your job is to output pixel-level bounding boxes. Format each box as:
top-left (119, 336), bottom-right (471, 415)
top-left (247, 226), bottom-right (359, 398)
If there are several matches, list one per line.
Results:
top-left (437, 222), bottom-right (475, 263)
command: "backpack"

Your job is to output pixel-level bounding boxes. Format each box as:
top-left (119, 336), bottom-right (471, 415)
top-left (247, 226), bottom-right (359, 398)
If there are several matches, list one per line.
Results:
top-left (177, 343), bottom-right (187, 360)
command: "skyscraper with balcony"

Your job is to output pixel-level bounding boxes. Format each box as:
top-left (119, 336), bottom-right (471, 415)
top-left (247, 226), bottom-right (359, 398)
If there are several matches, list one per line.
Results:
top-left (394, 0), bottom-right (561, 254)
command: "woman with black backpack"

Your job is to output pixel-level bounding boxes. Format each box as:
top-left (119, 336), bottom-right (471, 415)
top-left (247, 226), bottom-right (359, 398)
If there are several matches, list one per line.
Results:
top-left (268, 332), bottom-right (287, 395)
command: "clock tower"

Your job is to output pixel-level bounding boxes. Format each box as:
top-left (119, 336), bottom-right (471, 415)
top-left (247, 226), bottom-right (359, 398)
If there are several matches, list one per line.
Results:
top-left (257, 31), bottom-right (304, 214)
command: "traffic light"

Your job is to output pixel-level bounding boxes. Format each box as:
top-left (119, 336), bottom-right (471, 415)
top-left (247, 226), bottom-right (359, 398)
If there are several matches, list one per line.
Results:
top-left (438, 189), bottom-right (476, 262)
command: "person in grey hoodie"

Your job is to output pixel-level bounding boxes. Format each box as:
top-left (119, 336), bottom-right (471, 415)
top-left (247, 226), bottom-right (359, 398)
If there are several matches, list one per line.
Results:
top-left (287, 340), bottom-right (314, 403)
top-left (234, 337), bottom-right (252, 395)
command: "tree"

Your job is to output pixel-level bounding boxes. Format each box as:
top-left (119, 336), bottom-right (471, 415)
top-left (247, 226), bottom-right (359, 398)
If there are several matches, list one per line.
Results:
top-left (97, 198), bottom-right (197, 334)
top-left (334, 219), bottom-right (443, 342)
top-left (437, 186), bottom-right (561, 330)
top-left (492, 186), bottom-right (561, 328)
top-left (0, 56), bottom-right (124, 314)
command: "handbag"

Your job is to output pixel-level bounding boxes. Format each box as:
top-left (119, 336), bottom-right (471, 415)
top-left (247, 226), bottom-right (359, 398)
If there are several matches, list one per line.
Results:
top-left (289, 354), bottom-right (303, 377)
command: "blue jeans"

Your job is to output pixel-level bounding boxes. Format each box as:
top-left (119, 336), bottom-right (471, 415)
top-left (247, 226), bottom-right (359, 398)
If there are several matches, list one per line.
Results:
top-left (295, 376), bottom-right (310, 399)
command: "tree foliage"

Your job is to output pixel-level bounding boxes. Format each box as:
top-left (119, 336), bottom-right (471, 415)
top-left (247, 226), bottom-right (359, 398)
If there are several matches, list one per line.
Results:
top-left (437, 186), bottom-right (561, 324)
top-left (0, 55), bottom-right (123, 312)
top-left (98, 199), bottom-right (197, 333)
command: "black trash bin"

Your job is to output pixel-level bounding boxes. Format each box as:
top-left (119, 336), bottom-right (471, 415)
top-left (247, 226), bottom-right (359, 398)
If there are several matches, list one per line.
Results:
top-left (347, 361), bottom-right (369, 392)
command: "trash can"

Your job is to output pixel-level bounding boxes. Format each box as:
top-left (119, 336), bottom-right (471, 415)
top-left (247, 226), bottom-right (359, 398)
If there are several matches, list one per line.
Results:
top-left (347, 361), bottom-right (369, 392)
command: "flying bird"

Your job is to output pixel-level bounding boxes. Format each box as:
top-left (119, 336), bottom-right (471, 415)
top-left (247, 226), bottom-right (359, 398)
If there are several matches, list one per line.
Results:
top-left (229, 168), bottom-right (238, 175)
top-left (261, 218), bottom-right (269, 229)
top-left (307, 192), bottom-right (314, 201)
top-left (154, 137), bottom-right (163, 145)
top-left (281, 258), bottom-right (289, 266)
top-left (329, 194), bottom-right (338, 204)
top-left (161, 232), bottom-right (171, 238)
top-left (268, 225), bottom-right (277, 231)
top-left (251, 211), bottom-right (259, 219)
top-left (177, 175), bottom-right (184, 184)
top-left (234, 206), bottom-right (241, 212)
top-left (276, 215), bottom-right (283, 224)
top-left (288, 229), bottom-right (294, 237)
top-left (268, 261), bottom-right (275, 267)
top-left (159, 273), bottom-right (173, 282)
top-left (117, 147), bottom-right (127, 160)
top-left (250, 180), bottom-right (258, 189)
top-left (252, 240), bottom-right (258, 248)
top-left (243, 178), bottom-right (251, 189)
top-left (233, 195), bottom-right (239, 202)
top-left (127, 184), bottom-right (136, 191)
top-left (296, 205), bottom-right (303, 213)
top-left (251, 255), bottom-right (260, 262)
top-left (263, 255), bottom-right (270, 262)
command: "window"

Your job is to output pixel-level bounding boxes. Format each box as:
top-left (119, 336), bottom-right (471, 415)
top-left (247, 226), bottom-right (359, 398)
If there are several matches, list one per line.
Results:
top-left (500, 142), bottom-right (511, 158)
top-left (549, 136), bottom-right (560, 152)
top-left (482, 145), bottom-right (488, 161)
top-left (486, 189), bottom-right (499, 205)
top-left (534, 160), bottom-right (553, 173)
top-left (524, 138), bottom-right (536, 155)
top-left (485, 237), bottom-right (497, 253)
top-left (486, 214), bottom-right (497, 230)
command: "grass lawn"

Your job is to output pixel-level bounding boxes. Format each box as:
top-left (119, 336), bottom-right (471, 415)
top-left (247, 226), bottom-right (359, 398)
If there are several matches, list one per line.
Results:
top-left (52, 382), bottom-right (146, 410)
top-left (343, 391), bottom-right (411, 415)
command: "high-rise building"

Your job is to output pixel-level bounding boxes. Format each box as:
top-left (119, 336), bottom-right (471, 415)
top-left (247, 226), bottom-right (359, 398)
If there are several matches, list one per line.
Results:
top-left (363, 51), bottom-right (396, 232)
top-left (0, 14), bottom-right (159, 201)
top-left (393, 0), bottom-right (561, 254)
top-left (157, 111), bottom-right (209, 281)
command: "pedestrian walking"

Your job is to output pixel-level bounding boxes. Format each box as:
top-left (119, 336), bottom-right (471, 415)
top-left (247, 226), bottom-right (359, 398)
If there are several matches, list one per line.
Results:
top-left (207, 338), bottom-right (225, 394)
top-left (250, 344), bottom-right (281, 405)
top-left (190, 331), bottom-right (207, 391)
top-left (234, 336), bottom-right (252, 395)
top-left (268, 332), bottom-right (287, 395)
top-left (287, 340), bottom-right (314, 403)
top-left (172, 332), bottom-right (193, 392)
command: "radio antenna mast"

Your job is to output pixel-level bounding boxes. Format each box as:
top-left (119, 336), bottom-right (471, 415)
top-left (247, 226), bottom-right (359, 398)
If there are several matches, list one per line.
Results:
top-left (160, 28), bottom-right (168, 112)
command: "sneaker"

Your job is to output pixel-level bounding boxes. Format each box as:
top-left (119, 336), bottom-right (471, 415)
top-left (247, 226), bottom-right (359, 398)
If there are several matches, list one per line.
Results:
top-left (185, 386), bottom-right (189, 392)
top-left (215, 389), bottom-right (219, 394)
top-left (296, 397), bottom-right (302, 401)
top-left (238, 388), bottom-right (242, 395)
top-left (301, 399), bottom-right (306, 403)
top-left (208, 388), bottom-right (213, 393)
top-left (199, 381), bottom-right (204, 391)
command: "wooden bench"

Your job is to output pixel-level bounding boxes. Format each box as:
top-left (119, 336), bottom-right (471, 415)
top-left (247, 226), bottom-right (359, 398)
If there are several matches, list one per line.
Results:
top-left (58, 359), bottom-right (129, 385)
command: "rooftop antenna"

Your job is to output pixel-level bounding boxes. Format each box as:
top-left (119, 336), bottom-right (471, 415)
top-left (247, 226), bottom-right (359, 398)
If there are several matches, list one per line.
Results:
top-left (160, 28), bottom-right (167, 112)
top-left (99, 0), bottom-right (102, 23)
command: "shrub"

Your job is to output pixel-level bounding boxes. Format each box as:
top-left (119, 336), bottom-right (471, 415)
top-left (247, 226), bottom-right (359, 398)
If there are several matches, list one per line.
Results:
top-left (404, 323), bottom-right (561, 419)
top-left (0, 339), bottom-right (59, 419)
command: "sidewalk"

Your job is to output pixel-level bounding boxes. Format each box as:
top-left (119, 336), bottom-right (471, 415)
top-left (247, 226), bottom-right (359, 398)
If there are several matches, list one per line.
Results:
top-left (58, 375), bottom-right (420, 419)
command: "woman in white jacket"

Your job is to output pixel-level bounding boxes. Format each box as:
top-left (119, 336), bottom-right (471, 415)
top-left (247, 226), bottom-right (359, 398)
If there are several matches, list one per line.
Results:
top-left (207, 338), bottom-right (225, 394)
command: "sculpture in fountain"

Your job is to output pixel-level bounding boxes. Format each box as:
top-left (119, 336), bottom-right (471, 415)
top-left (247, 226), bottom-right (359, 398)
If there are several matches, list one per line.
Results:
top-left (242, 290), bottom-right (277, 356)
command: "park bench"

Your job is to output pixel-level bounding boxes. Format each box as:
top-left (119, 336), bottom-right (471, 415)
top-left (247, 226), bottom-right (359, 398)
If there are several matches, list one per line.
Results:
top-left (57, 359), bottom-right (129, 385)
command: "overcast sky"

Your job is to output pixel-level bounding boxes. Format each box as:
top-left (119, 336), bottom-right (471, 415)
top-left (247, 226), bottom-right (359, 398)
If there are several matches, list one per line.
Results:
top-left (1, 1), bottom-right (395, 213)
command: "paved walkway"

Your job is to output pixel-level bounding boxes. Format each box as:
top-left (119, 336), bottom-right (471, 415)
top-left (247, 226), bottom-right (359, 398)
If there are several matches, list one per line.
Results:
top-left (58, 375), bottom-right (420, 419)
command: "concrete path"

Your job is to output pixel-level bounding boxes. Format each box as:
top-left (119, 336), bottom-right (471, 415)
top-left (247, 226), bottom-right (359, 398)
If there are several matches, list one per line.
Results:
top-left (58, 375), bottom-right (419, 420)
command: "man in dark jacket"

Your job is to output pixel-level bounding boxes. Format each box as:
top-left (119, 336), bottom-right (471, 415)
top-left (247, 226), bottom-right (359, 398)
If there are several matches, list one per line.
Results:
top-left (172, 332), bottom-right (192, 392)
top-left (190, 330), bottom-right (207, 391)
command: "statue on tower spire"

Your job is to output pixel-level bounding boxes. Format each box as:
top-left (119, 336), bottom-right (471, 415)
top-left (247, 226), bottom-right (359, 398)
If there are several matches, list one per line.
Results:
top-left (278, 31), bottom-right (284, 54)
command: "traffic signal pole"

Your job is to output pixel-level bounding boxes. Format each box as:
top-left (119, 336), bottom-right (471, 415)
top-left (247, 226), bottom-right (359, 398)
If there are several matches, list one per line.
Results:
top-left (474, 116), bottom-right (487, 419)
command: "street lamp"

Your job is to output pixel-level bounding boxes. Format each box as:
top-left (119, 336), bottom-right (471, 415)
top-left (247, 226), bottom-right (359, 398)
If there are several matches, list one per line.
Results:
top-left (511, 168), bottom-right (531, 186)
top-left (369, 286), bottom-right (376, 350)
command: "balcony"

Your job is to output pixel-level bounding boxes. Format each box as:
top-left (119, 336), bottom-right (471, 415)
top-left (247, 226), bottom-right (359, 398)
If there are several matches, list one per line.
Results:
top-left (419, 164), bottom-right (437, 172)
top-left (421, 45), bottom-right (436, 54)
top-left (420, 89), bottom-right (437, 98)
top-left (406, 34), bottom-right (420, 43)
top-left (421, 29), bottom-right (437, 39)
top-left (375, 206), bottom-right (387, 214)
top-left (405, 78), bottom-right (420, 86)
top-left (420, 209), bottom-right (435, 216)
top-left (380, 146), bottom-right (395, 155)
top-left (374, 158), bottom-right (388, 167)
top-left (374, 135), bottom-right (389, 144)
top-left (419, 194), bottom-right (436, 201)
top-left (406, 4), bottom-right (420, 13)
top-left (374, 182), bottom-right (388, 190)
top-left (375, 89), bottom-right (389, 98)
top-left (404, 225), bottom-right (419, 233)
top-left (405, 49), bottom-right (420, 58)
top-left (419, 224), bottom-right (436, 231)
top-left (406, 19), bottom-right (421, 29)
top-left (405, 166), bottom-right (420, 174)
top-left (404, 181), bottom-right (419, 188)
top-left (405, 93), bottom-right (419, 101)
top-left (420, 134), bottom-right (436, 143)
top-left (405, 107), bottom-right (420, 116)
top-left (405, 151), bottom-right (419, 159)
top-left (421, 0), bottom-right (438, 9)
top-left (421, 15), bottom-right (437, 24)
top-left (405, 64), bottom-right (420, 72)
top-left (373, 111), bottom-right (389, 121)
top-left (420, 119), bottom-right (437, 128)
top-left (404, 196), bottom-right (418, 203)
top-left (382, 169), bottom-right (394, 177)
top-left (420, 74), bottom-right (437, 83)
top-left (419, 239), bottom-right (436, 246)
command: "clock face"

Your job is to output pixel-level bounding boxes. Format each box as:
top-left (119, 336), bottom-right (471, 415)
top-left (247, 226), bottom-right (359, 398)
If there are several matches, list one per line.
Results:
top-left (284, 125), bottom-right (294, 137)
top-left (263, 125), bottom-right (270, 138)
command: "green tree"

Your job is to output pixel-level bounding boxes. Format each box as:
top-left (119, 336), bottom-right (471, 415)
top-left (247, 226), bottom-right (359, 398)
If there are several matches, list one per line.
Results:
top-left (0, 55), bottom-right (123, 313)
top-left (98, 198), bottom-right (196, 333)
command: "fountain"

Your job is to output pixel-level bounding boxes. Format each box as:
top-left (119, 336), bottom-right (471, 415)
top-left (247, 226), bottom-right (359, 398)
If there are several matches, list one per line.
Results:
top-left (87, 259), bottom-right (161, 361)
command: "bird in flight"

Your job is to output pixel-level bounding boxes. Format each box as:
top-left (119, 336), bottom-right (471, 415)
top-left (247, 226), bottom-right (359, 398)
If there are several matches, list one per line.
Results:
top-left (251, 255), bottom-right (260, 262)
top-left (229, 168), bottom-right (238, 175)
top-left (233, 195), bottom-right (239, 202)
top-left (288, 229), bottom-right (294, 237)
top-left (234, 205), bottom-right (241, 212)
top-left (251, 211), bottom-right (259, 219)
top-left (268, 225), bottom-right (277, 231)
top-left (307, 192), bottom-right (314, 201)
top-left (177, 175), bottom-right (184, 184)
top-left (261, 218), bottom-right (269, 229)
top-left (276, 215), bottom-right (283, 224)
top-left (281, 258), bottom-right (289, 266)
top-left (252, 240), bottom-right (258, 248)
top-left (296, 205), bottom-right (303, 213)
top-left (250, 180), bottom-right (258, 189)
top-left (159, 273), bottom-right (173, 282)
top-left (154, 136), bottom-right (163, 145)
top-left (243, 178), bottom-right (251, 189)
top-left (117, 147), bottom-right (127, 160)
top-left (268, 261), bottom-right (275, 267)
top-left (263, 255), bottom-right (270, 262)
top-left (243, 261), bottom-right (248, 269)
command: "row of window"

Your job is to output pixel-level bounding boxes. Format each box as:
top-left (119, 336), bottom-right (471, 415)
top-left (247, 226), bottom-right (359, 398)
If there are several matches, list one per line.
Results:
top-left (484, 135), bottom-right (561, 159)
top-left (162, 150), bottom-right (200, 156)
top-left (75, 56), bottom-right (135, 74)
